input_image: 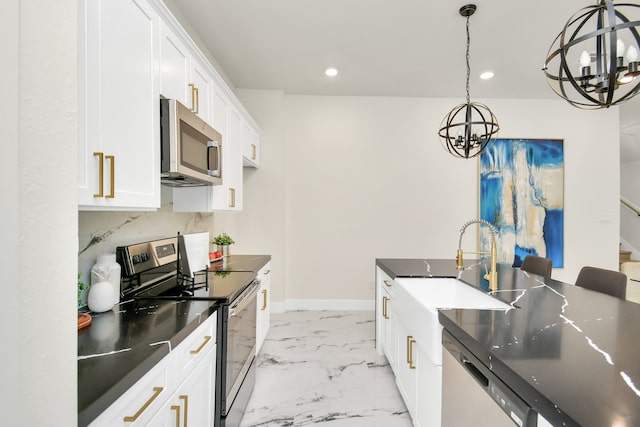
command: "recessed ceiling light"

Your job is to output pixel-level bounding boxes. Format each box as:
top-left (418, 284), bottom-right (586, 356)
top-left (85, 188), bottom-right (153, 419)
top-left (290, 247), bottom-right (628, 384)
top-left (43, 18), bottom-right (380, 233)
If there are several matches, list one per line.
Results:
top-left (325, 67), bottom-right (338, 77)
top-left (480, 71), bottom-right (494, 80)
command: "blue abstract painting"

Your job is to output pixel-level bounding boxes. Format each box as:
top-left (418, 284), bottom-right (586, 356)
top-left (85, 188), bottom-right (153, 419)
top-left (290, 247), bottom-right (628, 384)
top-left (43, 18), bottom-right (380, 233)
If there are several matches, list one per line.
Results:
top-left (480, 138), bottom-right (564, 268)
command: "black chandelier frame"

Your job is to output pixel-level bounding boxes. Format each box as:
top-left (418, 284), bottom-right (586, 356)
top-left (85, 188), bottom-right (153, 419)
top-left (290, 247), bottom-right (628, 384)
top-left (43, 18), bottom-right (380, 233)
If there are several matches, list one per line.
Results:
top-left (543, 1), bottom-right (640, 109)
top-left (438, 4), bottom-right (499, 159)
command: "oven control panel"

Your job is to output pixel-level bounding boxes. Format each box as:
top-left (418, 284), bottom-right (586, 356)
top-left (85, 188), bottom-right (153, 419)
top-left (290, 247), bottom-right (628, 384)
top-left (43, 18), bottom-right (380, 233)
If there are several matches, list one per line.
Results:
top-left (117, 237), bottom-right (179, 277)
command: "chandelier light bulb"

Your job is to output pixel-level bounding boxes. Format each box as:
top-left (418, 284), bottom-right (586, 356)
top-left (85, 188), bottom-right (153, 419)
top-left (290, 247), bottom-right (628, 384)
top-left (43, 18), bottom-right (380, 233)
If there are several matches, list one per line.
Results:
top-left (580, 50), bottom-right (592, 67)
top-left (617, 39), bottom-right (626, 57)
top-left (627, 45), bottom-right (639, 63)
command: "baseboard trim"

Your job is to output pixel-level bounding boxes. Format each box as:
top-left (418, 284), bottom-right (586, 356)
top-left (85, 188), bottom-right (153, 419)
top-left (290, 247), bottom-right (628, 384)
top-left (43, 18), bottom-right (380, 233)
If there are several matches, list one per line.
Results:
top-left (270, 299), bottom-right (375, 313)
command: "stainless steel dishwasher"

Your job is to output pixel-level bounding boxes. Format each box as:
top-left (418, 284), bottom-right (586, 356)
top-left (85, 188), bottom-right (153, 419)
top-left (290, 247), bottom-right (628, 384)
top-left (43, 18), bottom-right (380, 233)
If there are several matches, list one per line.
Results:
top-left (442, 330), bottom-right (538, 427)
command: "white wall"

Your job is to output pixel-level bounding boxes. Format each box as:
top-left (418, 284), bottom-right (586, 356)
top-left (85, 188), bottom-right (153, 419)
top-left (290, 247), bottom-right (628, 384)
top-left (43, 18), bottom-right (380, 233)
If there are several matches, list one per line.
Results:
top-left (216, 89), bottom-right (287, 305)
top-left (621, 160), bottom-right (640, 257)
top-left (4, 0), bottom-right (78, 425)
top-left (235, 93), bottom-right (620, 304)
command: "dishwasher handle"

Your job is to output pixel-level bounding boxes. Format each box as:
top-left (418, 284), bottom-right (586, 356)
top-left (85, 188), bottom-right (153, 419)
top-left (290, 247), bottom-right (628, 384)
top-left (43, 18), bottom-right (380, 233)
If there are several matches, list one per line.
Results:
top-left (461, 356), bottom-right (489, 388)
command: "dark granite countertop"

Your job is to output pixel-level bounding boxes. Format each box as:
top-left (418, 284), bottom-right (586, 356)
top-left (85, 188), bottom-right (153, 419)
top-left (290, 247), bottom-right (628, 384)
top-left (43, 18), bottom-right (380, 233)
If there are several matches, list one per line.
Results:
top-left (78, 254), bottom-right (270, 426)
top-left (376, 258), bottom-right (640, 427)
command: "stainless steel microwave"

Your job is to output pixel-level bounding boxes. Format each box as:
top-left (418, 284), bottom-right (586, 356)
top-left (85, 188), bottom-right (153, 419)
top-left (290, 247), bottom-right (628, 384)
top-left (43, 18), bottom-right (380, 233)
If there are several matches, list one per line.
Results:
top-left (160, 98), bottom-right (222, 187)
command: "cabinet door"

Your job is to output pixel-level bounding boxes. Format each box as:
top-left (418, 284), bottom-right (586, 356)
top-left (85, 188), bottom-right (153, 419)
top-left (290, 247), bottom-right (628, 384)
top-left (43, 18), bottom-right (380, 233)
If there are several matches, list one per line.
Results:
top-left (396, 319), bottom-right (418, 421)
top-left (190, 59), bottom-right (212, 123)
top-left (380, 286), bottom-right (398, 375)
top-left (415, 344), bottom-right (441, 427)
top-left (159, 21), bottom-right (190, 104)
top-left (256, 263), bottom-right (272, 354)
top-left (242, 124), bottom-right (260, 168)
top-left (148, 348), bottom-right (216, 427)
top-left (79, 0), bottom-right (160, 210)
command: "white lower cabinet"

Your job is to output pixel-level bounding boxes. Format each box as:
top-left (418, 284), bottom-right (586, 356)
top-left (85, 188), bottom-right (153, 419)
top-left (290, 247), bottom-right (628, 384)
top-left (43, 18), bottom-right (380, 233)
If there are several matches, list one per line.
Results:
top-left (395, 311), bottom-right (439, 427)
top-left (149, 346), bottom-right (216, 426)
top-left (256, 262), bottom-right (272, 354)
top-left (89, 314), bottom-right (217, 426)
top-left (378, 269), bottom-right (398, 375)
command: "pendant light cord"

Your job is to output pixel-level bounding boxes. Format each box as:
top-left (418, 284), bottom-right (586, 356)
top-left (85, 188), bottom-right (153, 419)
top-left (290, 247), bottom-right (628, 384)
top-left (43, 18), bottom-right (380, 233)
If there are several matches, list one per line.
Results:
top-left (466, 15), bottom-right (471, 104)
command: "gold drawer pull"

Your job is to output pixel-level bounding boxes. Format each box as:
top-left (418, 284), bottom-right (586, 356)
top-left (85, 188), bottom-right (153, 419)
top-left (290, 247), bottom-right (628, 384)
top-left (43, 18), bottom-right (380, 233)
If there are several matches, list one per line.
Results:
top-left (190, 335), bottom-right (212, 355)
top-left (229, 187), bottom-right (236, 208)
top-left (93, 152), bottom-right (104, 197)
top-left (193, 87), bottom-right (199, 114)
top-left (383, 280), bottom-right (393, 288)
top-left (251, 143), bottom-right (256, 160)
top-left (261, 289), bottom-right (267, 310)
top-left (179, 395), bottom-right (189, 426)
top-left (123, 386), bottom-right (164, 422)
top-left (382, 296), bottom-right (389, 319)
top-left (105, 155), bottom-right (115, 198)
top-left (408, 336), bottom-right (416, 369)
top-left (189, 83), bottom-right (196, 112)
top-left (171, 405), bottom-right (180, 426)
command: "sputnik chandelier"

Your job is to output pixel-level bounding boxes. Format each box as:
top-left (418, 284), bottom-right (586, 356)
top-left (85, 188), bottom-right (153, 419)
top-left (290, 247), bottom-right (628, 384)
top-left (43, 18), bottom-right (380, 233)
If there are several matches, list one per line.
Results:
top-left (438, 4), bottom-right (499, 159)
top-left (543, 1), bottom-right (640, 109)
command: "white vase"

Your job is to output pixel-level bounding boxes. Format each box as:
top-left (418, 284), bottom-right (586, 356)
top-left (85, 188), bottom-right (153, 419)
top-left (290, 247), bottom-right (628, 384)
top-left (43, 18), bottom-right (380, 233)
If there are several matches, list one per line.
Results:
top-left (87, 281), bottom-right (115, 313)
top-left (91, 253), bottom-right (121, 306)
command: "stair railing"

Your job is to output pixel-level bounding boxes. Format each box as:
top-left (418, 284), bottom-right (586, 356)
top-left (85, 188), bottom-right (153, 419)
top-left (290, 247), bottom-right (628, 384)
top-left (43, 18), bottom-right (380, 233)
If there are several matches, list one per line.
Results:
top-left (621, 198), bottom-right (640, 217)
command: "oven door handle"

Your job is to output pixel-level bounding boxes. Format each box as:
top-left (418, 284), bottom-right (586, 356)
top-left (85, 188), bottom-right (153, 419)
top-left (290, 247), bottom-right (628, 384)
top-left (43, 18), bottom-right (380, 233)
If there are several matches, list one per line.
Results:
top-left (228, 283), bottom-right (259, 317)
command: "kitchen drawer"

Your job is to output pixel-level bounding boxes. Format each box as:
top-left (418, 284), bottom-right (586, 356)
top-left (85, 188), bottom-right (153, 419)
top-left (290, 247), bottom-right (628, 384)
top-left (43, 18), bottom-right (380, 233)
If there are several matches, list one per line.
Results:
top-left (174, 314), bottom-right (217, 382)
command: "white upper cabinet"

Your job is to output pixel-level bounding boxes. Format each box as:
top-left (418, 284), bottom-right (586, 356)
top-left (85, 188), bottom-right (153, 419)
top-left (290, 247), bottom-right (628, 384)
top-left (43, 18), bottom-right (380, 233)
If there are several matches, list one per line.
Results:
top-left (79, 0), bottom-right (261, 211)
top-left (159, 21), bottom-right (190, 104)
top-left (159, 22), bottom-right (212, 124)
top-left (242, 124), bottom-right (261, 168)
top-left (78, 0), bottom-right (161, 210)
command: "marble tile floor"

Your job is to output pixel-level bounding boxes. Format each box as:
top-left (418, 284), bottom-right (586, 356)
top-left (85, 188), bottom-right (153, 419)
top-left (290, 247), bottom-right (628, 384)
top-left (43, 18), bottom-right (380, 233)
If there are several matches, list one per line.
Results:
top-left (239, 310), bottom-right (413, 427)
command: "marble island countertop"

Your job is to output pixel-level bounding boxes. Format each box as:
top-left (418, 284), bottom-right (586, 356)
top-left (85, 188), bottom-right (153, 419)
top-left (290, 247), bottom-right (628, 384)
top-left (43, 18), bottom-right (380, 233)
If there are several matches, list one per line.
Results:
top-left (377, 258), bottom-right (640, 427)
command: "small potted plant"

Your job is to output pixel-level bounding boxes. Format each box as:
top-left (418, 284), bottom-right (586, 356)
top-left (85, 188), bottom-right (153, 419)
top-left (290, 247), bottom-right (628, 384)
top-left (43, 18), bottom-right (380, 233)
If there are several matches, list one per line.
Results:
top-left (212, 233), bottom-right (235, 257)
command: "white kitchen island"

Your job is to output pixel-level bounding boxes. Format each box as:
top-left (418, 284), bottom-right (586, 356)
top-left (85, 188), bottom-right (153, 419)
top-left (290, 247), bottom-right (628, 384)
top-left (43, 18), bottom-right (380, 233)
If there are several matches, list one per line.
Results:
top-left (376, 264), bottom-right (510, 427)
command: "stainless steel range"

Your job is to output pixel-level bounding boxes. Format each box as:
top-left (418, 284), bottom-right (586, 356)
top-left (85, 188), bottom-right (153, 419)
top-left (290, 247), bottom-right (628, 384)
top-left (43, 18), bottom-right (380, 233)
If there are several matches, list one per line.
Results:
top-left (116, 236), bottom-right (259, 427)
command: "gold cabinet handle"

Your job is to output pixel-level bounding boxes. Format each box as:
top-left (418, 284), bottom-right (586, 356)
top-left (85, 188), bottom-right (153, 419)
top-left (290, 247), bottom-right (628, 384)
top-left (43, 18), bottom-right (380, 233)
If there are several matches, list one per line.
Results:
top-left (190, 335), bottom-right (212, 355)
top-left (251, 143), bottom-right (256, 160)
top-left (229, 187), bottom-right (236, 208)
top-left (189, 83), bottom-right (196, 112)
top-left (93, 152), bottom-right (104, 197)
top-left (105, 155), bottom-right (115, 198)
top-left (263, 270), bottom-right (271, 276)
top-left (408, 336), bottom-right (416, 369)
top-left (179, 395), bottom-right (189, 427)
top-left (193, 87), bottom-right (199, 114)
top-left (261, 289), bottom-right (267, 310)
top-left (383, 280), bottom-right (393, 288)
top-left (171, 405), bottom-right (180, 426)
top-left (123, 386), bottom-right (164, 422)
top-left (382, 296), bottom-right (389, 319)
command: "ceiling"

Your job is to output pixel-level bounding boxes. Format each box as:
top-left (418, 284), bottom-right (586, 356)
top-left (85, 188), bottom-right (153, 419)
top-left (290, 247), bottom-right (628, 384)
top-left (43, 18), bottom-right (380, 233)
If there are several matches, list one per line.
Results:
top-left (165, 0), bottom-right (640, 163)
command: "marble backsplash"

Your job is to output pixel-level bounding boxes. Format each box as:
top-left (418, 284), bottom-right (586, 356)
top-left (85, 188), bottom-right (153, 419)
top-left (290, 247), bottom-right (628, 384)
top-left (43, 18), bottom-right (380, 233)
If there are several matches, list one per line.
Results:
top-left (78, 187), bottom-right (214, 306)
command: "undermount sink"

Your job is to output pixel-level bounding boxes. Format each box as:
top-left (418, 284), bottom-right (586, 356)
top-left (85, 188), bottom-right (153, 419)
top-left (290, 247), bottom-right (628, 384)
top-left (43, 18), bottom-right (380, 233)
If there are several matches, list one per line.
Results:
top-left (394, 278), bottom-right (509, 365)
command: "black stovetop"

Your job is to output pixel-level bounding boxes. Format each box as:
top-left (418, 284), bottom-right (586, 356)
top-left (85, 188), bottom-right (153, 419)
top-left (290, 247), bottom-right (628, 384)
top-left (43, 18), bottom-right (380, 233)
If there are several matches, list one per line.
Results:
top-left (134, 270), bottom-right (256, 304)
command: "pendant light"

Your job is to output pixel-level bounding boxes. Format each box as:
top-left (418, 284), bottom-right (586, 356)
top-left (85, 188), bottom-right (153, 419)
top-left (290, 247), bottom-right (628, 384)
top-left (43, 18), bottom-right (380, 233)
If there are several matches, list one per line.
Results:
top-left (438, 4), bottom-right (499, 159)
top-left (543, 1), bottom-right (640, 109)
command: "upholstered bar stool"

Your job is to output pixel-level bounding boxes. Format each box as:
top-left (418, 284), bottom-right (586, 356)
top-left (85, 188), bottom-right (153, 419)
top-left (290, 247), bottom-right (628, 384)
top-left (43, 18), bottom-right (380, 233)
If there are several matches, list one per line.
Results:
top-left (575, 266), bottom-right (627, 299)
top-left (520, 255), bottom-right (553, 279)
